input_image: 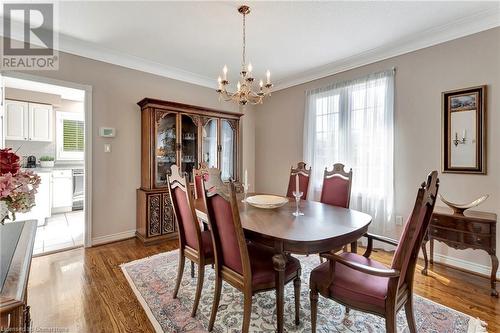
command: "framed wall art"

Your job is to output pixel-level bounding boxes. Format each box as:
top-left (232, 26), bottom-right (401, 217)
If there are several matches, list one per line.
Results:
top-left (442, 85), bottom-right (486, 174)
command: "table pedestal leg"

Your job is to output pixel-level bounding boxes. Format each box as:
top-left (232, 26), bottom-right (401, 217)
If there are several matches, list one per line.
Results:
top-left (273, 253), bottom-right (286, 333)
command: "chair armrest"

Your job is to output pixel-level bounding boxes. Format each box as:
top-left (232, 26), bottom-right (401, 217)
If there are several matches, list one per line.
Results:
top-left (321, 253), bottom-right (400, 278)
top-left (363, 233), bottom-right (399, 258)
top-left (365, 233), bottom-right (399, 246)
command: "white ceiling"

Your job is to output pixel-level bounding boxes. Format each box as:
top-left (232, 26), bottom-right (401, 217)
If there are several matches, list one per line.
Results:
top-left (4, 1), bottom-right (500, 90)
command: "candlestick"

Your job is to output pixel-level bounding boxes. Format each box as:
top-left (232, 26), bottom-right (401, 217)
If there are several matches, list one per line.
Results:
top-left (295, 174), bottom-right (299, 194)
top-left (244, 169), bottom-right (248, 187)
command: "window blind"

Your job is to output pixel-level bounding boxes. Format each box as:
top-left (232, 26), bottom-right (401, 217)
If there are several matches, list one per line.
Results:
top-left (63, 119), bottom-right (84, 152)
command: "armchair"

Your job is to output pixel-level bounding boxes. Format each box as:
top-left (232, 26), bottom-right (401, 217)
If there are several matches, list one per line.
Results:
top-left (310, 171), bottom-right (439, 333)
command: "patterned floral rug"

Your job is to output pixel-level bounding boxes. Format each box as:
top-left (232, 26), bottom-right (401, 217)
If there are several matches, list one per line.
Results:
top-left (121, 250), bottom-right (487, 333)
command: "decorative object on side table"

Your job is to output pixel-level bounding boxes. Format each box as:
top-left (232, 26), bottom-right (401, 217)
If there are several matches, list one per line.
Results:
top-left (39, 156), bottom-right (55, 168)
top-left (422, 205), bottom-right (498, 297)
top-left (0, 148), bottom-right (41, 224)
top-left (442, 86), bottom-right (486, 174)
top-left (438, 193), bottom-right (489, 215)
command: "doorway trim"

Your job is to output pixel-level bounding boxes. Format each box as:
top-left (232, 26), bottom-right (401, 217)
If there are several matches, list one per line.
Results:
top-left (2, 71), bottom-right (93, 248)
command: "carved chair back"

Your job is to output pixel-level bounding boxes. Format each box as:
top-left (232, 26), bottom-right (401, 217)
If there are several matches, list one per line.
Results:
top-left (320, 163), bottom-right (353, 208)
top-left (391, 171), bottom-right (439, 288)
top-left (193, 162), bottom-right (210, 199)
top-left (286, 162), bottom-right (312, 200)
top-left (202, 169), bottom-right (251, 282)
top-left (167, 164), bottom-right (202, 252)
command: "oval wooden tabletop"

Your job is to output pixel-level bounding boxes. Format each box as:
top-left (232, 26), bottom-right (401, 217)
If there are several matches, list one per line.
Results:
top-left (194, 194), bottom-right (372, 244)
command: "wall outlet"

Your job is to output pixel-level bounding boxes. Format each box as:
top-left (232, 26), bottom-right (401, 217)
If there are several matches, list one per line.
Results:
top-left (395, 216), bottom-right (403, 226)
top-left (104, 143), bottom-right (111, 153)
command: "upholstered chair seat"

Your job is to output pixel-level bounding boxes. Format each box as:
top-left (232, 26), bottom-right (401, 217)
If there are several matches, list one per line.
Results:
top-left (310, 252), bottom-right (389, 310)
top-left (248, 244), bottom-right (301, 286)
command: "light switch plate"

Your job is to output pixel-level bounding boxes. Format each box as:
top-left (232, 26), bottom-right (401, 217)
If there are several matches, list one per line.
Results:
top-left (104, 143), bottom-right (111, 153)
top-left (396, 216), bottom-right (403, 225)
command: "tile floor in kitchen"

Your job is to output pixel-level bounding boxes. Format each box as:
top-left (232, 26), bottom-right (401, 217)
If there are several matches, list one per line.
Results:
top-left (33, 211), bottom-right (84, 255)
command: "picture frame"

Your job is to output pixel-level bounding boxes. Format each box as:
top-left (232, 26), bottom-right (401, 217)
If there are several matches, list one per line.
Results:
top-left (442, 85), bottom-right (486, 174)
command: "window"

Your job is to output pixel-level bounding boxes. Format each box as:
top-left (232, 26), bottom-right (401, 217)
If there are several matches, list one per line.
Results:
top-left (304, 69), bottom-right (394, 234)
top-left (56, 112), bottom-right (84, 161)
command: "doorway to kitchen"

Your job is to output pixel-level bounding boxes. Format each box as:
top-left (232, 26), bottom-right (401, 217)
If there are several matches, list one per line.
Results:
top-left (0, 72), bottom-right (92, 256)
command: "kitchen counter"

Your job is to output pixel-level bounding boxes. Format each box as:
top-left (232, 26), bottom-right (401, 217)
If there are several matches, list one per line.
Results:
top-left (23, 163), bottom-right (84, 173)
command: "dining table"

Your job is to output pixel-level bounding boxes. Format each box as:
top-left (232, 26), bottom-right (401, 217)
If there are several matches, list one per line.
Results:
top-left (194, 193), bottom-right (372, 333)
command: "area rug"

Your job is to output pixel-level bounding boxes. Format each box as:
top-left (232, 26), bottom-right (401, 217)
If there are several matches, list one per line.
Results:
top-left (121, 250), bottom-right (487, 333)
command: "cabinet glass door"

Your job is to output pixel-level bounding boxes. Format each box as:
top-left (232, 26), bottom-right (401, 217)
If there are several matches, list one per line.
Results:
top-left (155, 113), bottom-right (177, 187)
top-left (201, 118), bottom-right (218, 168)
top-left (180, 114), bottom-right (198, 182)
top-left (220, 119), bottom-right (236, 181)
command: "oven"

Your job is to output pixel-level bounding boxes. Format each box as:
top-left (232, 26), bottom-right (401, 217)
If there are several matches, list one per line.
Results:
top-left (72, 168), bottom-right (84, 211)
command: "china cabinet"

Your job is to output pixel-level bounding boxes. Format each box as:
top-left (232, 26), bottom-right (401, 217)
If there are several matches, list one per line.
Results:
top-left (136, 98), bottom-right (242, 244)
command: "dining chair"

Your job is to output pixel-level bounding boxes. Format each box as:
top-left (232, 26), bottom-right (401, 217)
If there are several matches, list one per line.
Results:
top-left (193, 162), bottom-right (209, 200)
top-left (320, 163), bottom-right (353, 208)
top-left (202, 169), bottom-right (302, 333)
top-left (166, 164), bottom-right (214, 317)
top-left (310, 171), bottom-right (439, 333)
top-left (286, 162), bottom-right (311, 200)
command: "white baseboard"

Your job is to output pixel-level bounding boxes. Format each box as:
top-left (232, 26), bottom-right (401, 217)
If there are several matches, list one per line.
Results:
top-left (91, 229), bottom-right (136, 246)
top-left (431, 252), bottom-right (500, 280)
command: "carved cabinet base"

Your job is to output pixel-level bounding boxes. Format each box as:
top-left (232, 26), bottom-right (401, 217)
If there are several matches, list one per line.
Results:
top-left (136, 188), bottom-right (177, 245)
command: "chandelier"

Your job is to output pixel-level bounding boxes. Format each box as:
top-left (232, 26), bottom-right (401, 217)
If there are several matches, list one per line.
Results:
top-left (216, 5), bottom-right (272, 106)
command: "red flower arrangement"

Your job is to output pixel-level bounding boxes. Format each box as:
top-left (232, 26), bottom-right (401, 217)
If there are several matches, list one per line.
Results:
top-left (0, 148), bottom-right (41, 224)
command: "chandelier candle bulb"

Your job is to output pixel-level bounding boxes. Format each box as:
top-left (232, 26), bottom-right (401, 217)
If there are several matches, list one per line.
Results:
top-left (266, 70), bottom-right (271, 84)
top-left (223, 65), bottom-right (228, 80)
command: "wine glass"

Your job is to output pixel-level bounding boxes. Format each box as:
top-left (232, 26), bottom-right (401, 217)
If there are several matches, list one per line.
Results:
top-left (292, 191), bottom-right (304, 216)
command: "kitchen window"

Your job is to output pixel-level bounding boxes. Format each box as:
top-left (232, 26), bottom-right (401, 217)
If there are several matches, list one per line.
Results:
top-left (56, 112), bottom-right (84, 161)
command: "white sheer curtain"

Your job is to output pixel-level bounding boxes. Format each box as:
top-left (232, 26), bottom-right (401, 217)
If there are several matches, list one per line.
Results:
top-left (303, 69), bottom-right (394, 235)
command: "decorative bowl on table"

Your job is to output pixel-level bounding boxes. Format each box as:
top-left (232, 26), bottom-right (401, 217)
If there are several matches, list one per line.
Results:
top-left (245, 195), bottom-right (288, 209)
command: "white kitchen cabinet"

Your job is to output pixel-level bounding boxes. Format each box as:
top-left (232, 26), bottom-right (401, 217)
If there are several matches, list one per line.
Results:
top-left (5, 100), bottom-right (28, 141)
top-left (52, 169), bottom-right (73, 213)
top-left (16, 171), bottom-right (52, 226)
top-left (29, 103), bottom-right (53, 141)
top-left (4, 99), bottom-right (53, 142)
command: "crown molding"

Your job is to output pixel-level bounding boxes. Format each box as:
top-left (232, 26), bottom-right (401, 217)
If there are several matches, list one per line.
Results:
top-left (2, 7), bottom-right (499, 92)
top-left (57, 34), bottom-right (217, 89)
top-left (272, 7), bottom-right (500, 91)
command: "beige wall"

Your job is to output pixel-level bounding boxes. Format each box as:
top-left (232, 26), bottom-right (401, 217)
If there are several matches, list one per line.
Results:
top-left (255, 27), bottom-right (500, 273)
top-left (6, 49), bottom-right (255, 241)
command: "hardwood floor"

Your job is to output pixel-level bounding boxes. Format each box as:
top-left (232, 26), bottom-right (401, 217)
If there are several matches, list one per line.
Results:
top-left (28, 238), bottom-right (499, 333)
